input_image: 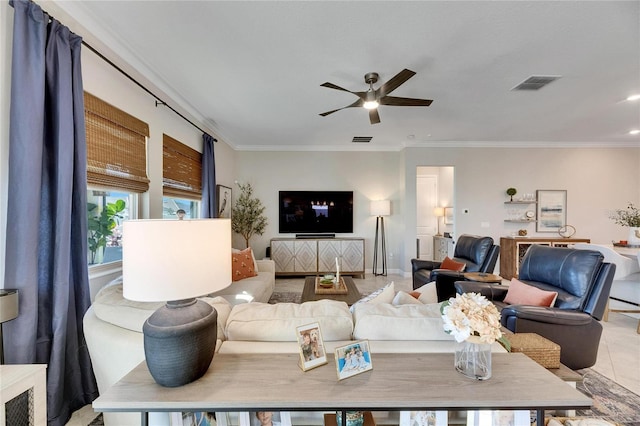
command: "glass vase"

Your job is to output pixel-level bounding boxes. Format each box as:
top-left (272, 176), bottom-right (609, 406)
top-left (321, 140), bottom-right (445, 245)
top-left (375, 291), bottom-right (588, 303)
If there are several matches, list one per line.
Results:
top-left (454, 336), bottom-right (492, 380)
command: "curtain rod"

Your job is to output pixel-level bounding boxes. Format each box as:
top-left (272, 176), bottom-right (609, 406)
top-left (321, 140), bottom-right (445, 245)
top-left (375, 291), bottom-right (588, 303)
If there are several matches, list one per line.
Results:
top-left (80, 42), bottom-right (216, 142)
top-left (24, 1), bottom-right (216, 141)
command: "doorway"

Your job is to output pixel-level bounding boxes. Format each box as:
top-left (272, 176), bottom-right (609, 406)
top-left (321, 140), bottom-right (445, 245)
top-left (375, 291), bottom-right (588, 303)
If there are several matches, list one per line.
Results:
top-left (416, 166), bottom-right (454, 260)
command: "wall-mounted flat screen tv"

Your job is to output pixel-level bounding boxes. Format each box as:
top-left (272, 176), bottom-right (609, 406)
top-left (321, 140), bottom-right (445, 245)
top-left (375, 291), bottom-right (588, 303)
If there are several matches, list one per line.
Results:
top-left (279, 191), bottom-right (353, 234)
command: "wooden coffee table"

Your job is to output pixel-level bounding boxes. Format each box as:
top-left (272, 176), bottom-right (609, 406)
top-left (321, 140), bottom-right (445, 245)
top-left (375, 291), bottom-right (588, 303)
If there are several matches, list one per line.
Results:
top-left (301, 276), bottom-right (362, 305)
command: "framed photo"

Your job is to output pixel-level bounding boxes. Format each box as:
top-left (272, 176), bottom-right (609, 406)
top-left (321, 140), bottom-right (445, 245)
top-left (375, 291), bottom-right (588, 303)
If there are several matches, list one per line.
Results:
top-left (170, 411), bottom-right (216, 426)
top-left (238, 411), bottom-right (292, 426)
top-left (466, 410), bottom-right (530, 426)
top-left (444, 207), bottom-right (454, 225)
top-left (334, 340), bottom-right (373, 380)
top-left (217, 184), bottom-right (232, 218)
top-left (399, 411), bottom-right (448, 426)
top-left (296, 322), bottom-right (327, 371)
top-left (536, 190), bottom-right (567, 232)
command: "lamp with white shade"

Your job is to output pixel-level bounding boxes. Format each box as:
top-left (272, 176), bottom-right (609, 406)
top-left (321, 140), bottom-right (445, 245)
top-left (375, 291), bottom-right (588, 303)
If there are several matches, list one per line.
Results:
top-left (123, 219), bottom-right (231, 387)
top-left (434, 207), bottom-right (445, 236)
top-left (370, 200), bottom-right (391, 276)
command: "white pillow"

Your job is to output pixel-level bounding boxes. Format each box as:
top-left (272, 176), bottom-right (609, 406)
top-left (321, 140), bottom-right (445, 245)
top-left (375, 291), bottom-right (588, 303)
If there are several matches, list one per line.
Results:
top-left (349, 282), bottom-right (395, 313)
top-left (392, 291), bottom-right (423, 306)
top-left (414, 281), bottom-right (438, 304)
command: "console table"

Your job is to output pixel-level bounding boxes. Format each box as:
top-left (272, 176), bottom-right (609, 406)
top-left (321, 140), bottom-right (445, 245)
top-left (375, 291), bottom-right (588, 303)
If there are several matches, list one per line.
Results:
top-left (271, 237), bottom-right (365, 277)
top-left (93, 352), bottom-right (591, 426)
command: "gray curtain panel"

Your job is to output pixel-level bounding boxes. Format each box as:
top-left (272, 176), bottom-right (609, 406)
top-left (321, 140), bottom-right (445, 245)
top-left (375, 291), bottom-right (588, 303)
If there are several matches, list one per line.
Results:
top-left (201, 132), bottom-right (217, 217)
top-left (5, 1), bottom-right (98, 425)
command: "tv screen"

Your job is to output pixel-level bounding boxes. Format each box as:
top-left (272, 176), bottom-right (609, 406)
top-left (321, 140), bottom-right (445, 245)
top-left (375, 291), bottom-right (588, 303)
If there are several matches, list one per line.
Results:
top-left (279, 191), bottom-right (353, 234)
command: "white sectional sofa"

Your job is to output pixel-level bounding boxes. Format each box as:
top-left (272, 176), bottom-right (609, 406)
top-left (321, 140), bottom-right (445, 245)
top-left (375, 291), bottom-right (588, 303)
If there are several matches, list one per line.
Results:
top-left (84, 280), bottom-right (506, 426)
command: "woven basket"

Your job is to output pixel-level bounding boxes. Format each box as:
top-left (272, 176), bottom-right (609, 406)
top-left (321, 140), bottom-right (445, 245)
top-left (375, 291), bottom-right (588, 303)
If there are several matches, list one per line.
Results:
top-left (506, 333), bottom-right (561, 369)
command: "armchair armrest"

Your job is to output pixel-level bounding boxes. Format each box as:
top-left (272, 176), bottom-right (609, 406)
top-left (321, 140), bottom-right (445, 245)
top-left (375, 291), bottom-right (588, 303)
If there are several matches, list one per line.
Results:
top-left (411, 259), bottom-right (442, 273)
top-left (454, 282), bottom-right (508, 301)
top-left (501, 305), bottom-right (593, 326)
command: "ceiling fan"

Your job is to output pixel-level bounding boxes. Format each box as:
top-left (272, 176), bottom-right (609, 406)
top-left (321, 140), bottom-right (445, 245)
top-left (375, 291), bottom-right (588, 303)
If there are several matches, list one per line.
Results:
top-left (319, 69), bottom-right (433, 125)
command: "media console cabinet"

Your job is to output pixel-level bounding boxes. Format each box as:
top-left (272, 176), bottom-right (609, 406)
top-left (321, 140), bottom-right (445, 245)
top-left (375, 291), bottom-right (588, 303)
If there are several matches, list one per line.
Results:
top-left (93, 352), bottom-right (591, 426)
top-left (270, 237), bottom-right (365, 277)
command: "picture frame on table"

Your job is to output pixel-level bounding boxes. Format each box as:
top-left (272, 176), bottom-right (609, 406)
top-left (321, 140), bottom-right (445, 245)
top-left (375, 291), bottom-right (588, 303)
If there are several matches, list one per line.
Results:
top-left (536, 190), bottom-right (567, 232)
top-left (237, 411), bottom-right (292, 426)
top-left (334, 340), bottom-right (373, 380)
top-left (399, 410), bottom-right (448, 426)
top-left (216, 184), bottom-right (232, 218)
top-left (444, 207), bottom-right (454, 225)
top-left (296, 322), bottom-right (328, 371)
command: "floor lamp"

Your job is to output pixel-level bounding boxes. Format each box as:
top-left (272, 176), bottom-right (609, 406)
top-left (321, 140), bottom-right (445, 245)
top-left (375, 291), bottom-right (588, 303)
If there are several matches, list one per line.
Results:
top-left (371, 200), bottom-right (390, 276)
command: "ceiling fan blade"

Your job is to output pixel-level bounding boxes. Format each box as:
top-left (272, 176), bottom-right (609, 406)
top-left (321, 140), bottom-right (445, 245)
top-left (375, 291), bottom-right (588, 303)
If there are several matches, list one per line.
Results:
top-left (319, 99), bottom-right (364, 117)
top-left (379, 96), bottom-right (433, 107)
top-left (369, 109), bottom-right (381, 125)
top-left (321, 82), bottom-right (367, 99)
top-left (377, 69), bottom-right (416, 97)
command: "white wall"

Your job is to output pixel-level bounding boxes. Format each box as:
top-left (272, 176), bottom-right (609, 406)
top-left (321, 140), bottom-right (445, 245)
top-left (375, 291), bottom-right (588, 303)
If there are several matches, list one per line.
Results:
top-left (0, 1), bottom-right (12, 290)
top-left (235, 150), bottom-right (403, 271)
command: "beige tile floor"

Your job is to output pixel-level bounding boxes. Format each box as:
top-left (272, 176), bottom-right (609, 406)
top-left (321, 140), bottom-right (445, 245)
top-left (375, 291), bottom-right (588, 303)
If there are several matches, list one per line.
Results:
top-left (66, 273), bottom-right (640, 425)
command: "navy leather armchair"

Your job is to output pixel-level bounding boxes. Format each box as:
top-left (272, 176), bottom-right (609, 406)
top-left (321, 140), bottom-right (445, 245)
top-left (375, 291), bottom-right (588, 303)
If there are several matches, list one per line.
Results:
top-left (455, 244), bottom-right (616, 370)
top-left (411, 234), bottom-right (499, 294)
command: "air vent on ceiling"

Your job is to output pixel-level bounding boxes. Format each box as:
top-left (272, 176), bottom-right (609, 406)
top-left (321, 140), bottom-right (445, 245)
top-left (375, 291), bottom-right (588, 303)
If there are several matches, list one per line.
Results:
top-left (352, 136), bottom-right (372, 143)
top-left (512, 75), bottom-right (561, 91)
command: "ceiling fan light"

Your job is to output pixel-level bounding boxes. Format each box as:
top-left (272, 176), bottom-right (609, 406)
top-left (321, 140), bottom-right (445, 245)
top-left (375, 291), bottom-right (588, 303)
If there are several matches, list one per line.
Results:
top-left (363, 100), bottom-right (379, 110)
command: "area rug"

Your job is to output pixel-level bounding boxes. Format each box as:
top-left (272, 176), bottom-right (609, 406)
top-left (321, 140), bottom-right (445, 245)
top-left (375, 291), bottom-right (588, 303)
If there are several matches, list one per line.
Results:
top-left (572, 368), bottom-right (640, 425)
top-left (268, 291), bottom-right (301, 304)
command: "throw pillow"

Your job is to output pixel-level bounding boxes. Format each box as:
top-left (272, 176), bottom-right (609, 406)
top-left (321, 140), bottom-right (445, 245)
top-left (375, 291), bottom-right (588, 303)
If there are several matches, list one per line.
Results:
top-left (232, 247), bottom-right (259, 272)
top-left (231, 248), bottom-right (258, 281)
top-left (392, 291), bottom-right (424, 306)
top-left (504, 278), bottom-right (558, 307)
top-left (349, 282), bottom-right (395, 313)
top-left (411, 282), bottom-right (438, 304)
top-left (440, 256), bottom-right (466, 272)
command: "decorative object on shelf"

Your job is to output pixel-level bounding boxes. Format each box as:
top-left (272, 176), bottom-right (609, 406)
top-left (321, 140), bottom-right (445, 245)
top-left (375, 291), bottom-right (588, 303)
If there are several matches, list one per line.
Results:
top-left (370, 200), bottom-right (390, 276)
top-left (433, 206), bottom-right (445, 236)
top-left (440, 293), bottom-right (509, 380)
top-left (506, 187), bottom-right (517, 202)
top-left (558, 224), bottom-right (576, 238)
top-left (232, 182), bottom-right (267, 248)
top-left (518, 229), bottom-right (528, 236)
top-left (336, 411), bottom-right (364, 426)
top-left (536, 190), bottom-right (567, 233)
top-left (525, 210), bottom-right (535, 219)
top-left (335, 340), bottom-right (373, 380)
top-left (609, 202), bottom-right (640, 245)
top-left (123, 219), bottom-right (232, 387)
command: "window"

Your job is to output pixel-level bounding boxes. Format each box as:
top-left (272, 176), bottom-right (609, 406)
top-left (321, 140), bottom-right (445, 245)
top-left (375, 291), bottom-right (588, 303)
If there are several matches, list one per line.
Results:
top-left (87, 189), bottom-right (136, 265)
top-left (84, 92), bottom-right (149, 266)
top-left (162, 134), bottom-right (202, 219)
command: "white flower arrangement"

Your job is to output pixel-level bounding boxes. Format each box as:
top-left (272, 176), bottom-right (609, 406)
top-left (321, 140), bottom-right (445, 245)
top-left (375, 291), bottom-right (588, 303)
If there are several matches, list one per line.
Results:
top-left (440, 292), bottom-right (509, 347)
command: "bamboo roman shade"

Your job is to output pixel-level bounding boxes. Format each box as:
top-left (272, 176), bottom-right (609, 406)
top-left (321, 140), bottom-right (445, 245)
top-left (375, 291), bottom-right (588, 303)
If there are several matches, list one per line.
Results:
top-left (163, 134), bottom-right (202, 199)
top-left (84, 92), bottom-right (150, 192)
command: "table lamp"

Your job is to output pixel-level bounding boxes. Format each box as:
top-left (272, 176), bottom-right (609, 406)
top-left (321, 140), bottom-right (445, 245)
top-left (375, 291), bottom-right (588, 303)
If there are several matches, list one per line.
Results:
top-left (370, 200), bottom-right (391, 276)
top-left (123, 219), bottom-right (231, 387)
top-left (433, 207), bottom-right (445, 236)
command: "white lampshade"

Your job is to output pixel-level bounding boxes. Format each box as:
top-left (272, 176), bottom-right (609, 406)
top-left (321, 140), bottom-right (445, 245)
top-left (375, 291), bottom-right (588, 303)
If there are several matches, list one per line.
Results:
top-left (370, 200), bottom-right (391, 217)
top-left (123, 219), bottom-right (232, 302)
top-left (434, 207), bottom-right (445, 217)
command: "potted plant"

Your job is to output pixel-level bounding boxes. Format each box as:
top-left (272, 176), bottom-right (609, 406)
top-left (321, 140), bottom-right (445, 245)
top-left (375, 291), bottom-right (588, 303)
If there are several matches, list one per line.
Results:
top-left (610, 202), bottom-right (640, 245)
top-left (87, 200), bottom-right (126, 264)
top-left (506, 188), bottom-right (517, 202)
top-left (231, 182), bottom-right (268, 248)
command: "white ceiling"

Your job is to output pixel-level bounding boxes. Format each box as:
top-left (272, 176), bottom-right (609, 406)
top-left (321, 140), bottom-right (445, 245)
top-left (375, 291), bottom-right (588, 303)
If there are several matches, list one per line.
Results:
top-left (52, 1), bottom-right (640, 151)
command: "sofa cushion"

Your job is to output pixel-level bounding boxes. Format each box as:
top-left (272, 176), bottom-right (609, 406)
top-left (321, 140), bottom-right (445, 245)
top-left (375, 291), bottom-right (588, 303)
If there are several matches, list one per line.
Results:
top-left (504, 278), bottom-right (558, 307)
top-left (225, 300), bottom-right (353, 342)
top-left (392, 291), bottom-right (423, 306)
top-left (92, 283), bottom-right (232, 339)
top-left (232, 247), bottom-right (258, 281)
top-left (352, 303), bottom-right (454, 341)
top-left (349, 282), bottom-right (395, 313)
